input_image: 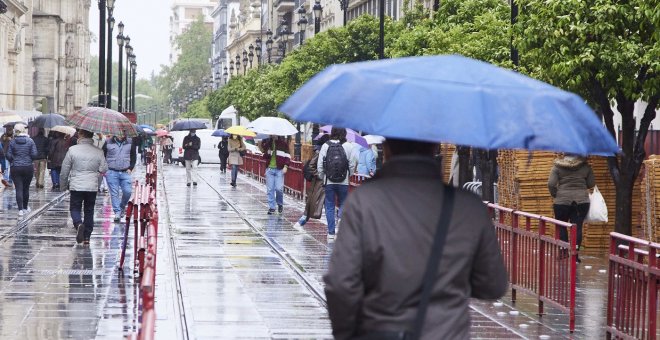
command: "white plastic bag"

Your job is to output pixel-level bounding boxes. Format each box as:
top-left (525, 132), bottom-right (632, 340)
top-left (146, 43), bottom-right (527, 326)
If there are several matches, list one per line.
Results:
top-left (586, 186), bottom-right (608, 223)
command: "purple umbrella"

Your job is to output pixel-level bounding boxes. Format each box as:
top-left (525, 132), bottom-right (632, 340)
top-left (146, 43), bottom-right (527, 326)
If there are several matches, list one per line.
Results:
top-left (317, 126), bottom-right (369, 148)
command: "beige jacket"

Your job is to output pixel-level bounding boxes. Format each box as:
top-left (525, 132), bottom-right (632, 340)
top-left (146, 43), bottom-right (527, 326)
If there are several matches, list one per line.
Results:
top-left (227, 137), bottom-right (246, 165)
top-left (324, 156), bottom-right (508, 340)
top-left (548, 156), bottom-right (595, 205)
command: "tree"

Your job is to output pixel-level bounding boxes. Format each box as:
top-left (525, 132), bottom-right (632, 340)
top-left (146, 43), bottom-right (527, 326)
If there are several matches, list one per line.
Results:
top-left (516, 0), bottom-right (660, 236)
top-left (160, 16), bottom-right (212, 107)
top-left (183, 96), bottom-right (211, 119)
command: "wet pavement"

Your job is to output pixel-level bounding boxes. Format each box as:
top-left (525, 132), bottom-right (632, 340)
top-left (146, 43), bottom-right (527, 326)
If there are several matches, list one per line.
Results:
top-left (0, 164), bottom-right (617, 339)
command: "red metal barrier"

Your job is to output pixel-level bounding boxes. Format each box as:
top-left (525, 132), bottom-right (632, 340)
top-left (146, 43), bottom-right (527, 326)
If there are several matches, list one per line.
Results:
top-left (488, 203), bottom-right (577, 333)
top-left (283, 161), bottom-right (304, 199)
top-left (606, 233), bottom-right (660, 340)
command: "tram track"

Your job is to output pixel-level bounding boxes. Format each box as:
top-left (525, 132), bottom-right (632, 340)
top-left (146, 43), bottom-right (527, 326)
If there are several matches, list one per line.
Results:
top-left (0, 191), bottom-right (69, 243)
top-left (197, 172), bottom-right (329, 308)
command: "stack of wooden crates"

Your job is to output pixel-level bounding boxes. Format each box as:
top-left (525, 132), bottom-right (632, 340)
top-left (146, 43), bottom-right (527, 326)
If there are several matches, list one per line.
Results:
top-left (640, 156), bottom-right (660, 242)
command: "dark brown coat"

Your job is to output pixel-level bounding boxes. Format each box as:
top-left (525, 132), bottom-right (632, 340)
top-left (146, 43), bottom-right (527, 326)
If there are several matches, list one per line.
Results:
top-left (323, 156), bottom-right (508, 340)
top-left (48, 136), bottom-right (69, 169)
top-left (304, 151), bottom-right (324, 219)
top-left (548, 156), bottom-right (595, 205)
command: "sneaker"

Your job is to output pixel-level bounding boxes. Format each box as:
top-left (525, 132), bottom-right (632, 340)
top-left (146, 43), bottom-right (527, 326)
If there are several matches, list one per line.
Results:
top-left (76, 223), bottom-right (85, 244)
top-left (293, 222), bottom-right (302, 230)
top-left (230, 182), bottom-right (237, 187)
top-left (18, 210), bottom-right (25, 217)
top-left (328, 233), bottom-right (336, 239)
top-left (83, 238), bottom-right (90, 245)
top-left (25, 207), bottom-right (31, 213)
top-left (113, 216), bottom-right (121, 223)
top-left (187, 183), bottom-right (191, 187)
top-left (278, 205), bottom-right (283, 214)
top-left (193, 182), bottom-right (198, 186)
top-left (267, 208), bottom-right (276, 215)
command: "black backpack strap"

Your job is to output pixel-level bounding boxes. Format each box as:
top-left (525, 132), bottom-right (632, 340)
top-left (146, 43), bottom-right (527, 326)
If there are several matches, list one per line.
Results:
top-left (410, 186), bottom-right (455, 340)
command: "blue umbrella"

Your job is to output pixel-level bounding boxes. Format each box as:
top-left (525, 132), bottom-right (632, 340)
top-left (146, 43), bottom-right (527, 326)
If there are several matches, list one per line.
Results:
top-left (32, 113), bottom-right (66, 128)
top-left (139, 124), bottom-right (156, 131)
top-left (171, 120), bottom-right (207, 131)
top-left (280, 55), bottom-right (619, 155)
top-left (212, 129), bottom-right (229, 137)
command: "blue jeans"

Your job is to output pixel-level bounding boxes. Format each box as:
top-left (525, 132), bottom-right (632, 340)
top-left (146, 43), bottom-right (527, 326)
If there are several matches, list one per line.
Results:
top-left (231, 164), bottom-right (239, 184)
top-left (266, 168), bottom-right (284, 209)
top-left (70, 191), bottom-right (97, 239)
top-left (3, 160), bottom-right (12, 184)
top-left (106, 170), bottom-right (133, 215)
top-left (50, 168), bottom-right (60, 186)
top-left (324, 184), bottom-right (349, 235)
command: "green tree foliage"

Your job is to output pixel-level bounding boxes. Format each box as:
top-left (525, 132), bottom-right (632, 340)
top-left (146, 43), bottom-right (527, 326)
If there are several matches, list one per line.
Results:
top-left (182, 96), bottom-right (212, 119)
top-left (160, 16), bottom-right (212, 106)
top-left (516, 0), bottom-right (660, 236)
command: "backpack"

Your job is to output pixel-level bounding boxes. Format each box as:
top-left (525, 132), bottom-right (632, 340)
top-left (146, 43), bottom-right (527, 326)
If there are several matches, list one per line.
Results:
top-left (323, 141), bottom-right (349, 183)
top-left (303, 159), bottom-right (315, 181)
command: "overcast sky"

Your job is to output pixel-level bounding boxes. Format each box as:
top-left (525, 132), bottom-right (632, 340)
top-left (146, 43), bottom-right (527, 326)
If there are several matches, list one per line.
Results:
top-left (89, 0), bottom-right (171, 79)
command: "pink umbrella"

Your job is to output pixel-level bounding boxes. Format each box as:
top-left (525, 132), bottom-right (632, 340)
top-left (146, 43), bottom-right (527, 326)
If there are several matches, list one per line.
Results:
top-left (156, 129), bottom-right (169, 137)
top-left (316, 126), bottom-right (369, 148)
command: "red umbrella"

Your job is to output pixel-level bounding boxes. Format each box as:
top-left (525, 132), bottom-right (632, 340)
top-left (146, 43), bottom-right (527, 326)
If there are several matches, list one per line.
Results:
top-left (66, 107), bottom-right (137, 137)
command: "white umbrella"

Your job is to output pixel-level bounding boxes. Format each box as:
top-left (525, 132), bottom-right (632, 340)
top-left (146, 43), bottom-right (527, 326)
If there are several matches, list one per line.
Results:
top-left (247, 117), bottom-right (298, 136)
top-left (51, 125), bottom-right (77, 136)
top-left (364, 135), bottom-right (386, 144)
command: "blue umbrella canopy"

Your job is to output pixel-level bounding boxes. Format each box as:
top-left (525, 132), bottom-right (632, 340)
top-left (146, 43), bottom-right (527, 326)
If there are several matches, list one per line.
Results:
top-left (280, 55), bottom-right (618, 156)
top-left (171, 120), bottom-right (207, 131)
top-left (32, 113), bottom-right (66, 128)
top-left (212, 129), bottom-right (229, 137)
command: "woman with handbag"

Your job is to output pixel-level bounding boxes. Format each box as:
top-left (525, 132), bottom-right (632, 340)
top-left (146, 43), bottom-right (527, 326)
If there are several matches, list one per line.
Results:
top-left (227, 134), bottom-right (246, 187)
top-left (548, 154), bottom-right (595, 262)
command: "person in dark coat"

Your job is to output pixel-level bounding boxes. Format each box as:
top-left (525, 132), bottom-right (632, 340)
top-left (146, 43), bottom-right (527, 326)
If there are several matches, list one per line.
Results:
top-left (182, 129), bottom-right (201, 186)
top-left (548, 154), bottom-right (595, 262)
top-left (48, 132), bottom-right (69, 190)
top-left (6, 124), bottom-right (38, 217)
top-left (294, 134), bottom-right (329, 228)
top-left (218, 136), bottom-right (229, 173)
top-left (323, 138), bottom-right (508, 340)
top-left (32, 128), bottom-right (50, 188)
top-left (1, 128), bottom-right (14, 187)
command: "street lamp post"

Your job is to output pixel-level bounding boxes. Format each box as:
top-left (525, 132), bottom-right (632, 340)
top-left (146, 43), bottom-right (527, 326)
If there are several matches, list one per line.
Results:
top-left (116, 22), bottom-right (124, 112)
top-left (266, 29), bottom-right (273, 63)
top-left (255, 38), bottom-right (262, 65)
top-left (131, 60), bottom-right (136, 111)
top-left (313, 0), bottom-right (323, 34)
top-left (105, 10), bottom-right (115, 108)
top-left (124, 37), bottom-right (131, 109)
top-left (280, 21), bottom-right (290, 59)
top-left (297, 7), bottom-right (308, 45)
top-left (235, 54), bottom-right (241, 75)
top-left (248, 44), bottom-right (254, 68)
top-left (242, 50), bottom-right (248, 75)
top-left (98, 0), bottom-right (107, 107)
top-left (229, 61), bottom-right (235, 75)
top-left (215, 70), bottom-right (221, 88)
top-left (339, 0), bottom-right (348, 26)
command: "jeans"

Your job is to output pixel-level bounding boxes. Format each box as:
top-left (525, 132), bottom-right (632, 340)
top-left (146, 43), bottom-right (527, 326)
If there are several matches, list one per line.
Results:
top-left (50, 167), bottom-right (61, 186)
top-left (106, 170), bottom-right (133, 215)
top-left (70, 191), bottom-right (97, 239)
top-left (324, 184), bottom-right (349, 235)
top-left (10, 166), bottom-right (33, 210)
top-left (3, 160), bottom-right (12, 184)
top-left (185, 160), bottom-right (198, 184)
top-left (266, 168), bottom-right (284, 209)
top-left (34, 159), bottom-right (47, 187)
top-left (554, 203), bottom-right (590, 248)
top-left (231, 164), bottom-right (239, 184)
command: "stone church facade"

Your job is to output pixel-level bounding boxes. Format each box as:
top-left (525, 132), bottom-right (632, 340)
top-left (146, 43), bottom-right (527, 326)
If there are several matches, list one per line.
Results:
top-left (0, 0), bottom-right (91, 115)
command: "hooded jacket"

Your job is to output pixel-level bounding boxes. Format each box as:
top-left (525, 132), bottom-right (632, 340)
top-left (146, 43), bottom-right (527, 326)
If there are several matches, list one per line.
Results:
top-left (548, 156), bottom-right (595, 205)
top-left (32, 133), bottom-right (50, 160)
top-left (48, 136), bottom-right (69, 169)
top-left (60, 138), bottom-right (108, 192)
top-left (7, 135), bottom-right (38, 167)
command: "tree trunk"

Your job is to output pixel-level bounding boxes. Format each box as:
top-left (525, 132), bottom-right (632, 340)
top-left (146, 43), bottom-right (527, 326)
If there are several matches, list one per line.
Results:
top-left (457, 146), bottom-right (471, 187)
top-left (614, 173), bottom-right (634, 235)
top-left (477, 149), bottom-right (498, 203)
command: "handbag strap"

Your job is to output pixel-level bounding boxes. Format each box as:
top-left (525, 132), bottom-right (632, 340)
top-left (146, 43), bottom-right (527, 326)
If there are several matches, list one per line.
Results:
top-left (410, 186), bottom-right (455, 340)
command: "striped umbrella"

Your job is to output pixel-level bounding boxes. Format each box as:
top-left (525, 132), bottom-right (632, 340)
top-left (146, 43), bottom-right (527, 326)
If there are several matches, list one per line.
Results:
top-left (66, 107), bottom-right (137, 137)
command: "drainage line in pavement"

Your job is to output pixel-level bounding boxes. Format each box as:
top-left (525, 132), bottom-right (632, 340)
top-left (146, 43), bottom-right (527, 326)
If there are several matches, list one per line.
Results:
top-left (198, 174), bottom-right (329, 308)
top-left (159, 169), bottom-right (191, 340)
top-left (0, 191), bottom-right (69, 242)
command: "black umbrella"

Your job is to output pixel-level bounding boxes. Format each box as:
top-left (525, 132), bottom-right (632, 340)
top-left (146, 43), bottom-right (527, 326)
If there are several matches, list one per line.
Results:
top-left (32, 113), bottom-right (66, 128)
top-left (171, 120), bottom-right (207, 131)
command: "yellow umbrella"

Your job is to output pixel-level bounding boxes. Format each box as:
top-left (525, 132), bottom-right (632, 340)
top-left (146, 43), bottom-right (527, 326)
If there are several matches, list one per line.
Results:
top-left (225, 125), bottom-right (256, 137)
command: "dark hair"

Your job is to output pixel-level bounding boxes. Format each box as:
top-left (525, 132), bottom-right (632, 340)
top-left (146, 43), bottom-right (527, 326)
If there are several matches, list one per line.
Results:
top-left (315, 134), bottom-right (330, 146)
top-left (385, 138), bottom-right (437, 157)
top-left (78, 129), bottom-right (93, 139)
top-left (330, 127), bottom-right (347, 143)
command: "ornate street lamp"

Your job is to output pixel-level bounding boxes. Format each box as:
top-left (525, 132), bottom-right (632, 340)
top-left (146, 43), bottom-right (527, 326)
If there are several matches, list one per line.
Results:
top-left (266, 29), bottom-right (273, 63)
top-left (124, 36), bottom-right (132, 110)
top-left (130, 59), bottom-right (137, 111)
top-left (313, 0), bottom-right (323, 34)
top-left (98, 0), bottom-right (107, 107)
top-left (297, 7), bottom-right (308, 45)
top-left (242, 50), bottom-right (248, 75)
top-left (248, 44), bottom-right (254, 68)
top-left (116, 21), bottom-right (124, 112)
top-left (280, 20), bottom-right (290, 59)
top-left (255, 37), bottom-right (262, 65)
top-left (215, 70), bottom-right (221, 88)
top-left (223, 67), bottom-right (228, 84)
top-left (339, 0), bottom-right (348, 26)
top-left (235, 54), bottom-right (241, 74)
top-left (229, 60), bottom-right (235, 75)
top-left (105, 0), bottom-right (115, 108)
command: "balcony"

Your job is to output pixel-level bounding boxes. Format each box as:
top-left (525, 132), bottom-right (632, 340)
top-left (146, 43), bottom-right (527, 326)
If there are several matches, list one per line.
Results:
top-left (275, 0), bottom-right (295, 13)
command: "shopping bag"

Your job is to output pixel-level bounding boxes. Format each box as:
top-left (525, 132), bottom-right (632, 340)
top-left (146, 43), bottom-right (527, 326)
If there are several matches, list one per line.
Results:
top-left (585, 186), bottom-right (608, 223)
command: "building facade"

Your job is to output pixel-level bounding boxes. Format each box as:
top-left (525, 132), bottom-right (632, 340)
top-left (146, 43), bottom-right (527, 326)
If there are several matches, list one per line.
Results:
top-left (169, 0), bottom-right (216, 63)
top-left (0, 0), bottom-right (91, 115)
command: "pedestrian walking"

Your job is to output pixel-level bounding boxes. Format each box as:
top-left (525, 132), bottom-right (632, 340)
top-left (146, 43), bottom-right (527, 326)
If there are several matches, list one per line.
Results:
top-left (32, 128), bottom-right (49, 188)
top-left (227, 134), bottom-right (246, 187)
top-left (48, 131), bottom-right (69, 190)
top-left (317, 127), bottom-right (357, 237)
top-left (323, 138), bottom-right (508, 340)
top-left (160, 135), bottom-right (174, 164)
top-left (0, 142), bottom-right (6, 187)
top-left (548, 154), bottom-right (595, 262)
top-left (295, 134), bottom-right (329, 228)
top-left (260, 135), bottom-right (291, 214)
top-left (140, 135), bottom-right (153, 165)
top-left (60, 129), bottom-right (108, 244)
top-left (218, 136), bottom-right (229, 173)
top-left (103, 134), bottom-right (137, 222)
top-left (1, 127), bottom-right (14, 187)
top-left (93, 133), bottom-right (108, 193)
top-left (356, 144), bottom-right (376, 177)
top-left (6, 124), bottom-right (37, 216)
top-left (183, 129), bottom-right (201, 186)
